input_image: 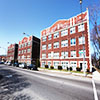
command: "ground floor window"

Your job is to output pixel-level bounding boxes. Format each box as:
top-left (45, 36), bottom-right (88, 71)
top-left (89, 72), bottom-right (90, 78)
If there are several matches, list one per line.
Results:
top-left (79, 61), bottom-right (87, 71)
top-left (61, 61), bottom-right (69, 69)
top-left (41, 62), bottom-right (46, 67)
top-left (70, 61), bottom-right (77, 71)
top-left (48, 62), bottom-right (51, 68)
top-left (53, 61), bottom-right (59, 69)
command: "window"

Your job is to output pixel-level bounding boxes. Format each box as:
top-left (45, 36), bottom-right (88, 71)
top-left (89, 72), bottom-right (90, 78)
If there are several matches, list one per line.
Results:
top-left (42, 54), bottom-right (46, 59)
top-left (61, 29), bottom-right (68, 36)
top-left (48, 53), bottom-right (51, 58)
top-left (48, 62), bottom-right (51, 68)
top-left (41, 62), bottom-right (46, 67)
top-left (53, 61), bottom-right (59, 69)
top-left (28, 42), bottom-right (31, 46)
top-left (79, 50), bottom-right (86, 57)
top-left (48, 44), bottom-right (51, 49)
top-left (48, 34), bottom-right (52, 40)
top-left (71, 38), bottom-right (76, 46)
top-left (27, 48), bottom-right (30, 53)
top-left (54, 32), bottom-right (59, 39)
top-left (79, 36), bottom-right (85, 44)
top-left (78, 24), bottom-right (84, 32)
top-left (61, 51), bottom-right (68, 59)
top-left (42, 36), bottom-right (46, 42)
top-left (61, 40), bottom-right (68, 47)
top-left (70, 61), bottom-right (77, 71)
top-left (53, 52), bottom-right (59, 59)
top-left (70, 27), bottom-right (75, 34)
top-left (71, 51), bottom-right (76, 57)
top-left (54, 42), bottom-right (59, 49)
top-left (61, 61), bottom-right (69, 69)
top-left (42, 45), bottom-right (46, 50)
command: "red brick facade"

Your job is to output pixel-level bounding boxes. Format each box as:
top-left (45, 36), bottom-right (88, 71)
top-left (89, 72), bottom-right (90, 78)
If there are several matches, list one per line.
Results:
top-left (40, 9), bottom-right (92, 71)
top-left (7, 44), bottom-right (18, 62)
top-left (18, 36), bottom-right (40, 65)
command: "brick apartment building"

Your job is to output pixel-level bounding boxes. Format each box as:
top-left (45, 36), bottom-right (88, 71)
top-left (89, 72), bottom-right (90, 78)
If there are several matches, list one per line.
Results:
top-left (18, 36), bottom-right (40, 65)
top-left (0, 55), bottom-right (7, 62)
top-left (7, 44), bottom-right (18, 63)
top-left (40, 9), bottom-right (92, 71)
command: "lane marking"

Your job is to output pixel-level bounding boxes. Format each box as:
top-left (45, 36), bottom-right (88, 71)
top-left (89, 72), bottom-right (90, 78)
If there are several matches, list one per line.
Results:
top-left (92, 79), bottom-right (98, 100)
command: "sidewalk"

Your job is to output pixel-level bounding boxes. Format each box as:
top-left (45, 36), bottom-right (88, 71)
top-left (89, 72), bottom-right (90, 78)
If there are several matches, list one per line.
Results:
top-left (93, 71), bottom-right (100, 82)
top-left (38, 68), bottom-right (92, 78)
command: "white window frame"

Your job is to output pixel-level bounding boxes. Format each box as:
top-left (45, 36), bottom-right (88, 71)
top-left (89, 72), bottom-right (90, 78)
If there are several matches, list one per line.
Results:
top-left (48, 53), bottom-right (51, 59)
top-left (54, 32), bottom-right (59, 39)
top-left (71, 38), bottom-right (76, 46)
top-left (54, 42), bottom-right (59, 49)
top-left (53, 61), bottom-right (59, 69)
top-left (70, 27), bottom-right (75, 34)
top-left (70, 61), bottom-right (77, 71)
top-left (71, 50), bottom-right (76, 57)
top-left (42, 54), bottom-right (46, 59)
top-left (42, 45), bottom-right (46, 50)
top-left (61, 51), bottom-right (68, 59)
top-left (78, 24), bottom-right (84, 32)
top-left (53, 52), bottom-right (59, 59)
top-left (48, 44), bottom-right (52, 49)
top-left (79, 49), bottom-right (86, 57)
top-left (61, 61), bottom-right (69, 69)
top-left (61, 29), bottom-right (68, 37)
top-left (48, 34), bottom-right (52, 40)
top-left (42, 36), bottom-right (46, 42)
top-left (79, 36), bottom-right (85, 45)
top-left (61, 40), bottom-right (68, 47)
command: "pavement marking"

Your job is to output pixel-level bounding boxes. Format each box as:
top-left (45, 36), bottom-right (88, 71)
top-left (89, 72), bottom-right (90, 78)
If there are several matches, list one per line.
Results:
top-left (92, 79), bottom-right (98, 100)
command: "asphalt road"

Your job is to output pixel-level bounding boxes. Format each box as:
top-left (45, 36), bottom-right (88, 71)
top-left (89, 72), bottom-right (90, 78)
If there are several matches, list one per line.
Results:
top-left (0, 65), bottom-right (100, 100)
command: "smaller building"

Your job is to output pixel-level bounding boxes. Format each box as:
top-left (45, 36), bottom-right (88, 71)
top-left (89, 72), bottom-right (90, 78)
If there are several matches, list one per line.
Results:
top-left (0, 55), bottom-right (7, 62)
top-left (18, 36), bottom-right (40, 65)
top-left (7, 44), bottom-right (18, 63)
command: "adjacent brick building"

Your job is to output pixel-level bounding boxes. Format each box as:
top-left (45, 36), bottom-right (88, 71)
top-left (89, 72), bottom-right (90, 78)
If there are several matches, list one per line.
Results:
top-left (7, 44), bottom-right (18, 63)
top-left (18, 36), bottom-right (40, 65)
top-left (40, 9), bottom-right (92, 71)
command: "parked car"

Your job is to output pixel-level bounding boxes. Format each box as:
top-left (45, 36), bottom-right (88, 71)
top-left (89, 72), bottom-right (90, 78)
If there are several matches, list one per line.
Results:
top-left (27, 64), bottom-right (37, 70)
top-left (0, 61), bottom-right (4, 64)
top-left (7, 62), bottom-right (12, 66)
top-left (14, 62), bottom-right (19, 67)
top-left (19, 63), bottom-right (27, 68)
top-left (4, 62), bottom-right (8, 65)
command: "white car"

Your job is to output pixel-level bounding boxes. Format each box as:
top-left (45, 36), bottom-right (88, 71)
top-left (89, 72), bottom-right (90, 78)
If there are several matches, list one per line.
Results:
top-left (19, 63), bottom-right (27, 68)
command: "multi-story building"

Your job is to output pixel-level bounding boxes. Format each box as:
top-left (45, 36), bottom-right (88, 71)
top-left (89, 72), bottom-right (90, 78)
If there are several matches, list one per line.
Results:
top-left (0, 55), bottom-right (7, 62)
top-left (18, 36), bottom-right (40, 65)
top-left (40, 9), bottom-right (92, 71)
top-left (7, 44), bottom-right (18, 63)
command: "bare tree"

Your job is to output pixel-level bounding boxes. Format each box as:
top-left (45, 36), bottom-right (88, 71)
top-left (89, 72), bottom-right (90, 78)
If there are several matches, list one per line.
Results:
top-left (89, 4), bottom-right (100, 59)
top-left (89, 2), bottom-right (100, 67)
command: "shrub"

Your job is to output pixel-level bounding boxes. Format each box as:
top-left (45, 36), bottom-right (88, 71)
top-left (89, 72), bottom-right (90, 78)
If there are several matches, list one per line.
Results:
top-left (45, 65), bottom-right (48, 68)
top-left (50, 66), bottom-right (54, 69)
top-left (86, 68), bottom-right (90, 72)
top-left (69, 67), bottom-right (72, 71)
top-left (76, 67), bottom-right (81, 71)
top-left (58, 66), bottom-right (62, 70)
top-left (66, 67), bottom-right (69, 71)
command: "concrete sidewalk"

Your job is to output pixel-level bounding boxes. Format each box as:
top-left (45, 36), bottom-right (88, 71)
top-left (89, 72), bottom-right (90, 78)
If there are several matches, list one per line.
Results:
top-left (93, 71), bottom-right (100, 82)
top-left (38, 68), bottom-right (92, 78)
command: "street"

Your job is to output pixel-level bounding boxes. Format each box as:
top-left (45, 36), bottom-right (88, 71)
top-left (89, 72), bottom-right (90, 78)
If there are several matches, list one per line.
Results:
top-left (0, 65), bottom-right (100, 100)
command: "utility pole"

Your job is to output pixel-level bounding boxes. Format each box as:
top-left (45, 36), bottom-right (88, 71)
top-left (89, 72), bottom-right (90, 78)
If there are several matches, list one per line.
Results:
top-left (79, 0), bottom-right (86, 76)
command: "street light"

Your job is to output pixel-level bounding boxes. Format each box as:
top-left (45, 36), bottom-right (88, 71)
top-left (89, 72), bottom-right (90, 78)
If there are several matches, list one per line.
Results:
top-left (79, 0), bottom-right (86, 76)
top-left (23, 32), bottom-right (30, 37)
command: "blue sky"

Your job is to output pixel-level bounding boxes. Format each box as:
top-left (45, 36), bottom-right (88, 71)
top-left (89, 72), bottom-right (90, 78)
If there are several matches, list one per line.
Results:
top-left (0, 0), bottom-right (99, 55)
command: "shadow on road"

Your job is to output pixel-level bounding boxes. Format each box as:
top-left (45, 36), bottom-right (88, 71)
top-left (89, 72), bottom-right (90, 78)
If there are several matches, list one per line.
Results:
top-left (0, 68), bottom-right (31, 100)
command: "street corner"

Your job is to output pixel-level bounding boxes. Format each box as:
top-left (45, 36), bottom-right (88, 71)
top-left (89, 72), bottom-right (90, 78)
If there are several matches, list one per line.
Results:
top-left (92, 71), bottom-right (100, 82)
